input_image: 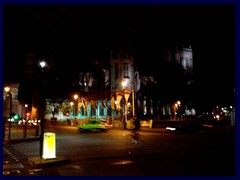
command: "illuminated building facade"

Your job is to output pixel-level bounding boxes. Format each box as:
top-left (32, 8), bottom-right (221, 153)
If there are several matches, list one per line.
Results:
top-left (7, 43), bottom-right (194, 122)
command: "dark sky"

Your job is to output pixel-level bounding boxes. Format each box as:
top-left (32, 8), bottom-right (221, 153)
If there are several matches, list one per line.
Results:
top-left (3, 4), bottom-right (235, 106)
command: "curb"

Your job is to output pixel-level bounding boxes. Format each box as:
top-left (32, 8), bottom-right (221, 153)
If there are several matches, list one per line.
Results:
top-left (28, 156), bottom-right (70, 168)
top-left (4, 137), bottom-right (40, 144)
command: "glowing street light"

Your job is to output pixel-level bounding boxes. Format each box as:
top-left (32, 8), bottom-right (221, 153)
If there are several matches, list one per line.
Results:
top-left (74, 94), bottom-right (78, 101)
top-left (175, 101), bottom-right (181, 120)
top-left (122, 80), bottom-right (135, 120)
top-left (4, 86), bottom-right (12, 140)
top-left (24, 104), bottom-right (28, 138)
top-left (39, 61), bottom-right (46, 69)
top-left (73, 94), bottom-right (78, 125)
top-left (121, 81), bottom-right (127, 87)
top-left (25, 104), bottom-right (28, 115)
top-left (39, 61), bottom-right (47, 159)
top-left (121, 81), bottom-right (127, 128)
top-left (4, 86), bottom-right (10, 93)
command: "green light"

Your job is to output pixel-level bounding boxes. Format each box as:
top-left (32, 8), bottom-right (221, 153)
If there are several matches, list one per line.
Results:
top-left (14, 114), bottom-right (20, 120)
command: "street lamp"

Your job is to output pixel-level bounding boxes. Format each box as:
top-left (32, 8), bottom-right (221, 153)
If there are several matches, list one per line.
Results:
top-left (24, 104), bottom-right (28, 138)
top-left (73, 94), bottom-right (78, 125)
top-left (25, 104), bottom-right (28, 113)
top-left (177, 101), bottom-right (181, 106)
top-left (40, 61), bottom-right (46, 71)
top-left (175, 101), bottom-right (181, 120)
top-left (121, 80), bottom-right (135, 122)
top-left (39, 60), bottom-right (46, 158)
top-left (70, 102), bottom-right (74, 125)
top-left (121, 81), bottom-right (127, 129)
top-left (70, 102), bottom-right (74, 114)
top-left (4, 86), bottom-right (12, 140)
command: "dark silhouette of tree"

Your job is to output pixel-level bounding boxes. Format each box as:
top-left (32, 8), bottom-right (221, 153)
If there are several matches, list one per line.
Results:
top-left (157, 60), bottom-right (186, 104)
top-left (18, 79), bottom-right (33, 105)
top-left (91, 62), bottom-right (106, 99)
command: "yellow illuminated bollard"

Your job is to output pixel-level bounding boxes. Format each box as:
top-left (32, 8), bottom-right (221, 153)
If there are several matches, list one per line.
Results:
top-left (149, 119), bottom-right (153, 128)
top-left (127, 120), bottom-right (131, 129)
top-left (42, 132), bottom-right (56, 159)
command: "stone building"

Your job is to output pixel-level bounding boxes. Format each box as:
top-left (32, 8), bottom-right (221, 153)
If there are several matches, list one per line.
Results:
top-left (6, 43), bottom-right (194, 122)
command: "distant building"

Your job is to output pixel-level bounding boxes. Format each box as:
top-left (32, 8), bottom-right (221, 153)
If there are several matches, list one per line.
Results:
top-left (43, 47), bottom-right (140, 123)
top-left (175, 43), bottom-right (193, 76)
top-left (110, 48), bottom-right (140, 122)
top-left (159, 43), bottom-right (195, 119)
top-left (3, 83), bottom-right (26, 119)
top-left (136, 42), bottom-right (195, 120)
top-left (6, 43), bottom-right (195, 122)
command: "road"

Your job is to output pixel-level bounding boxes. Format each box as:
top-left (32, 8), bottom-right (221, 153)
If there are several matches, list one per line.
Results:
top-left (3, 123), bottom-right (235, 176)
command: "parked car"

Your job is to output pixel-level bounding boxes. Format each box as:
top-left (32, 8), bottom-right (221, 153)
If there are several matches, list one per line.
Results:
top-left (78, 119), bottom-right (112, 132)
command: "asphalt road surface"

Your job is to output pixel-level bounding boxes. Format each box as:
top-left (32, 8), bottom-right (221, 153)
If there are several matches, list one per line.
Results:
top-left (3, 123), bottom-right (235, 176)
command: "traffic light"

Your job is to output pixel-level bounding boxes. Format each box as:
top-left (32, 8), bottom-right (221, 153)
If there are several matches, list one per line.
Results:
top-left (14, 114), bottom-right (20, 120)
top-left (66, 112), bottom-right (69, 117)
top-left (26, 112), bottom-right (30, 117)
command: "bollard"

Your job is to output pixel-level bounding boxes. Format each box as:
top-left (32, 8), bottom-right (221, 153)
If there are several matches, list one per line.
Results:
top-left (149, 119), bottom-right (153, 128)
top-left (42, 132), bottom-right (56, 159)
top-left (126, 120), bottom-right (131, 129)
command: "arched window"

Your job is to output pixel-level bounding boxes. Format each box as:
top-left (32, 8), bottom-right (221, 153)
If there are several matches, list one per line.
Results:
top-left (186, 57), bottom-right (189, 69)
top-left (123, 62), bottom-right (129, 78)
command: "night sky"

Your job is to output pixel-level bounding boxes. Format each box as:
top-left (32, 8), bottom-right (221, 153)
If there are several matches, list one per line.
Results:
top-left (3, 4), bottom-right (235, 107)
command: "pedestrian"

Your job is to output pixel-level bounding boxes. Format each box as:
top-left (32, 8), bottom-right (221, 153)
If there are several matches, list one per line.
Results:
top-left (133, 116), bottom-right (140, 132)
top-left (130, 117), bottom-right (140, 141)
top-left (67, 117), bottom-right (70, 125)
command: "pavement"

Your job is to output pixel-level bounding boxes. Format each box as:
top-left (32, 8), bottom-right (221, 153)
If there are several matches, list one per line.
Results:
top-left (28, 156), bottom-right (69, 168)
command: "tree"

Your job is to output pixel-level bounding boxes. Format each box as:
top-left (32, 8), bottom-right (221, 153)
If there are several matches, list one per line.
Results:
top-left (18, 79), bottom-right (33, 105)
top-left (157, 60), bottom-right (186, 104)
top-left (59, 101), bottom-right (72, 117)
top-left (46, 99), bottom-right (62, 119)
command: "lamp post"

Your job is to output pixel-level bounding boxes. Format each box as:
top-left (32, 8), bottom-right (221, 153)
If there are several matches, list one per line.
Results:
top-left (24, 104), bottom-right (28, 138)
top-left (39, 61), bottom-right (46, 159)
top-left (25, 104), bottom-right (28, 115)
top-left (121, 80), bottom-right (135, 121)
top-left (70, 102), bottom-right (73, 115)
top-left (70, 102), bottom-right (74, 125)
top-left (132, 88), bottom-right (135, 117)
top-left (175, 101), bottom-right (181, 120)
top-left (73, 94), bottom-right (78, 125)
top-left (4, 86), bottom-right (12, 140)
top-left (121, 81), bottom-right (127, 129)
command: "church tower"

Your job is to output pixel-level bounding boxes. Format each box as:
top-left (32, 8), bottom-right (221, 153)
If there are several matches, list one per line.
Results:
top-left (175, 43), bottom-right (193, 76)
